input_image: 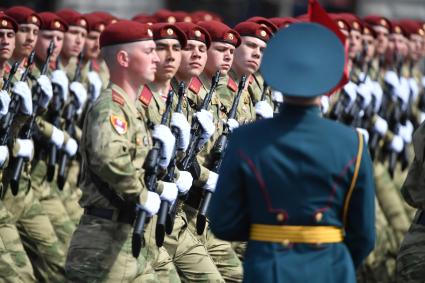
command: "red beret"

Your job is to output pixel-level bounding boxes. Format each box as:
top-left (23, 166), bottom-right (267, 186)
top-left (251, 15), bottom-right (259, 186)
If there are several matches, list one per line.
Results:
top-left (84, 13), bottom-right (106, 33)
top-left (391, 22), bottom-right (407, 37)
top-left (56, 9), bottom-right (88, 31)
top-left (363, 22), bottom-right (377, 38)
top-left (0, 12), bottom-right (18, 32)
top-left (4, 6), bottom-right (41, 27)
top-left (175, 22), bottom-right (211, 48)
top-left (191, 10), bottom-right (222, 23)
top-left (363, 15), bottom-right (392, 31)
top-left (234, 21), bottom-right (272, 42)
top-left (132, 13), bottom-right (156, 25)
top-left (398, 19), bottom-right (423, 37)
top-left (245, 16), bottom-right (278, 33)
top-left (151, 23), bottom-right (187, 47)
top-left (90, 11), bottom-right (118, 26)
top-left (269, 17), bottom-right (299, 29)
top-left (173, 11), bottom-right (192, 23)
top-left (99, 20), bottom-right (153, 48)
top-left (198, 21), bottom-right (240, 47)
top-left (153, 9), bottom-right (177, 24)
top-left (38, 12), bottom-right (68, 32)
top-left (330, 14), bottom-right (351, 32)
top-left (336, 13), bottom-right (363, 32)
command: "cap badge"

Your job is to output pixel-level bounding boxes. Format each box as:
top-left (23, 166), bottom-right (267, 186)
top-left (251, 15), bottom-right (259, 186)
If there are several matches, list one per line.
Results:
top-left (184, 16), bottom-right (191, 22)
top-left (204, 14), bottom-right (213, 21)
top-left (194, 30), bottom-right (201, 37)
top-left (260, 30), bottom-right (267, 37)
top-left (227, 33), bottom-right (234, 40)
top-left (147, 28), bottom-right (153, 37)
top-left (353, 22), bottom-right (360, 30)
top-left (99, 24), bottom-right (105, 31)
top-left (31, 16), bottom-right (38, 24)
top-left (168, 16), bottom-right (176, 24)
top-left (54, 21), bottom-right (61, 29)
top-left (395, 26), bottom-right (401, 34)
top-left (1, 20), bottom-right (8, 27)
top-left (338, 21), bottom-right (345, 29)
top-left (380, 19), bottom-right (387, 27)
top-left (167, 28), bottom-right (174, 35)
top-left (80, 19), bottom-right (87, 27)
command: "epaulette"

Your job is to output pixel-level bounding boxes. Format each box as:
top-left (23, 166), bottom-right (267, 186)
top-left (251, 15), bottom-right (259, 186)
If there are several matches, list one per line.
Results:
top-left (189, 76), bottom-right (202, 94)
top-left (4, 63), bottom-right (11, 74)
top-left (112, 90), bottom-right (125, 106)
top-left (91, 59), bottom-right (100, 73)
top-left (227, 77), bottom-right (238, 92)
top-left (139, 85), bottom-right (153, 106)
top-left (248, 75), bottom-right (254, 85)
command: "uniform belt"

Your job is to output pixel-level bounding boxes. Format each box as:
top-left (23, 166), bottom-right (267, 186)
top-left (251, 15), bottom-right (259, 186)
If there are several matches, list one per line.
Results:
top-left (250, 224), bottom-right (344, 244)
top-left (84, 207), bottom-right (135, 225)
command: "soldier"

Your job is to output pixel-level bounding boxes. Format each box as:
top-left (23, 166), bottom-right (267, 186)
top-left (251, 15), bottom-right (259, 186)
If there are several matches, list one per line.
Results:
top-left (209, 22), bottom-right (376, 283)
top-left (65, 19), bottom-right (178, 282)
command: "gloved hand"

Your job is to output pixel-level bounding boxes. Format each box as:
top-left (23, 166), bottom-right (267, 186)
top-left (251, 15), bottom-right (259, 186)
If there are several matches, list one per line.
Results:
top-left (12, 81), bottom-right (32, 115)
top-left (152, 124), bottom-right (176, 168)
top-left (64, 138), bottom-right (78, 156)
top-left (320, 95), bottom-right (330, 114)
top-left (384, 70), bottom-right (399, 89)
top-left (14, 138), bottom-right (34, 159)
top-left (0, 90), bottom-right (11, 116)
top-left (37, 75), bottom-right (53, 109)
top-left (420, 112), bottom-right (425, 124)
top-left (171, 112), bottom-right (190, 151)
top-left (395, 78), bottom-right (410, 106)
top-left (70, 81), bottom-right (88, 109)
top-left (356, 128), bottom-right (369, 144)
top-left (399, 121), bottom-right (413, 144)
top-left (160, 182), bottom-right (178, 203)
top-left (389, 135), bottom-right (403, 153)
top-left (356, 83), bottom-right (372, 109)
top-left (50, 126), bottom-right (65, 147)
top-left (141, 191), bottom-right (161, 217)
top-left (195, 109), bottom-right (215, 147)
top-left (176, 171), bottom-right (193, 194)
top-left (255, 100), bottom-right (273, 119)
top-left (271, 91), bottom-right (283, 103)
top-left (0, 145), bottom-right (9, 167)
top-left (373, 115), bottom-right (388, 136)
top-left (203, 171), bottom-right (218, 193)
top-left (51, 69), bottom-right (69, 101)
top-left (87, 71), bottom-right (102, 100)
top-left (342, 81), bottom-right (357, 108)
top-left (370, 81), bottom-right (383, 113)
top-left (226, 118), bottom-right (239, 132)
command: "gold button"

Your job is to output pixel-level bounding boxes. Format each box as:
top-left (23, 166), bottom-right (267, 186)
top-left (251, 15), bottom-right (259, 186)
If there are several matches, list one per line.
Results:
top-left (315, 212), bottom-right (323, 222)
top-left (281, 239), bottom-right (290, 247)
top-left (276, 213), bottom-right (285, 223)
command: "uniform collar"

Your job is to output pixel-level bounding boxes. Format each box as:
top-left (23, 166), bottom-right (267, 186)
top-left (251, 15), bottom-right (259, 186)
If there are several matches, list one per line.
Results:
top-left (111, 83), bottom-right (140, 117)
top-left (278, 102), bottom-right (321, 118)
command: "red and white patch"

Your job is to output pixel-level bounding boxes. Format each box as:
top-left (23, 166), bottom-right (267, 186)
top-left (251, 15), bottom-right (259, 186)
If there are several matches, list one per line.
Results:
top-left (110, 115), bottom-right (128, 135)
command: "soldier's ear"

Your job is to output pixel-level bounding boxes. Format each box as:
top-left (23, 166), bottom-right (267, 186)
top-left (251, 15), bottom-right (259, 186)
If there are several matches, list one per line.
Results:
top-left (116, 50), bottom-right (129, 68)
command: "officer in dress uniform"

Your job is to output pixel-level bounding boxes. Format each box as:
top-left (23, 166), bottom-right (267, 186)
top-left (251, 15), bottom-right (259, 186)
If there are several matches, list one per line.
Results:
top-left (209, 22), bottom-right (376, 283)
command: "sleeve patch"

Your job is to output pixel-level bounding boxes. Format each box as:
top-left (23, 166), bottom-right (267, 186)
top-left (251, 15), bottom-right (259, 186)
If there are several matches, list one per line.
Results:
top-left (139, 85), bottom-right (153, 106)
top-left (189, 76), bottom-right (202, 94)
top-left (112, 91), bottom-right (125, 106)
top-left (227, 77), bottom-right (238, 92)
top-left (110, 115), bottom-right (128, 135)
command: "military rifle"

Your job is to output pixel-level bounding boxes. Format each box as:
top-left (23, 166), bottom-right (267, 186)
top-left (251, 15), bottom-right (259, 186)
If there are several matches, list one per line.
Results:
top-left (196, 75), bottom-right (247, 235)
top-left (256, 81), bottom-right (269, 120)
top-left (79, 60), bottom-right (95, 129)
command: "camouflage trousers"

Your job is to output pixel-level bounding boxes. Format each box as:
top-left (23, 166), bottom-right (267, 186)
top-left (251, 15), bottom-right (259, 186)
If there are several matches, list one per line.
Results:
top-left (66, 214), bottom-right (159, 282)
top-left (184, 204), bottom-right (243, 282)
top-left (163, 204), bottom-right (224, 282)
top-left (60, 160), bottom-right (83, 225)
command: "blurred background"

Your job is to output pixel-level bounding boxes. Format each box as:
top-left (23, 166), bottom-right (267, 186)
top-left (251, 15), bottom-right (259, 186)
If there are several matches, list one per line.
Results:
top-left (1, 0), bottom-right (424, 25)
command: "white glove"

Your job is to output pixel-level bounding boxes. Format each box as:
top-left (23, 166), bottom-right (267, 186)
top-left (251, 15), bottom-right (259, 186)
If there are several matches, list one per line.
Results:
top-left (343, 81), bottom-right (357, 109)
top-left (51, 70), bottom-right (69, 101)
top-left (395, 78), bottom-right (410, 106)
top-left (171, 112), bottom-right (190, 151)
top-left (271, 91), bottom-right (283, 103)
top-left (373, 116), bottom-right (388, 136)
top-left (384, 70), bottom-right (399, 88)
top-left (70, 82), bottom-right (88, 109)
top-left (422, 76), bottom-right (425, 88)
top-left (255, 100), bottom-right (273, 119)
top-left (321, 95), bottom-right (330, 114)
top-left (420, 112), bottom-right (425, 124)
top-left (15, 138), bottom-right (34, 159)
top-left (37, 75), bottom-right (53, 108)
top-left (64, 138), bottom-right (78, 156)
top-left (87, 71), bottom-right (102, 100)
top-left (160, 181), bottom-right (178, 203)
top-left (195, 109), bottom-right (215, 147)
top-left (176, 171), bottom-right (193, 194)
top-left (203, 171), bottom-right (218, 193)
top-left (142, 191), bottom-right (161, 216)
top-left (0, 145), bottom-right (9, 167)
top-left (12, 81), bottom-right (32, 115)
top-left (50, 126), bottom-right (65, 147)
top-left (0, 90), bottom-right (11, 116)
top-left (226, 118), bottom-right (239, 132)
top-left (390, 135), bottom-right (403, 153)
top-left (356, 128), bottom-right (369, 144)
top-left (399, 122), bottom-right (413, 144)
top-left (152, 124), bottom-right (176, 168)
top-left (371, 81), bottom-right (383, 113)
top-left (356, 83), bottom-right (372, 108)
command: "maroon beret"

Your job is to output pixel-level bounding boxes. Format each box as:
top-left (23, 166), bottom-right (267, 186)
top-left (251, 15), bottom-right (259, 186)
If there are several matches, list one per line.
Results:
top-left (363, 22), bottom-right (377, 38)
top-left (191, 10), bottom-right (222, 23)
top-left (391, 21), bottom-right (407, 37)
top-left (234, 21), bottom-right (272, 42)
top-left (0, 12), bottom-right (18, 32)
top-left (172, 11), bottom-right (192, 23)
top-left (197, 20), bottom-right (240, 47)
top-left (90, 11), bottom-right (118, 26)
top-left (175, 22), bottom-right (211, 48)
top-left (132, 13), bottom-right (156, 25)
top-left (38, 12), bottom-right (68, 32)
top-left (269, 17), bottom-right (299, 29)
top-left (56, 9), bottom-right (88, 31)
top-left (245, 16), bottom-right (278, 33)
top-left (99, 20), bottom-right (154, 48)
top-left (84, 13), bottom-right (106, 33)
top-left (151, 23), bottom-right (187, 47)
top-left (363, 15), bottom-right (392, 31)
top-left (337, 13), bottom-right (363, 32)
top-left (153, 9), bottom-right (177, 24)
top-left (398, 19), bottom-right (423, 37)
top-left (5, 6), bottom-right (41, 27)
top-left (330, 14), bottom-right (351, 33)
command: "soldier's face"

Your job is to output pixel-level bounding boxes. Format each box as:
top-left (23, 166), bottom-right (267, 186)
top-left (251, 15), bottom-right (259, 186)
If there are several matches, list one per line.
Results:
top-left (35, 30), bottom-right (64, 62)
top-left (154, 38), bottom-right (182, 82)
top-left (409, 34), bottom-right (423, 61)
top-left (348, 30), bottom-right (362, 59)
top-left (0, 28), bottom-right (15, 62)
top-left (204, 42), bottom-right (235, 77)
top-left (177, 39), bottom-right (207, 78)
top-left (62, 26), bottom-right (87, 58)
top-left (232, 36), bottom-right (266, 76)
top-left (373, 26), bottom-right (389, 55)
top-left (127, 40), bottom-right (159, 84)
top-left (14, 24), bottom-right (39, 59)
top-left (84, 31), bottom-right (101, 60)
top-left (362, 34), bottom-right (376, 62)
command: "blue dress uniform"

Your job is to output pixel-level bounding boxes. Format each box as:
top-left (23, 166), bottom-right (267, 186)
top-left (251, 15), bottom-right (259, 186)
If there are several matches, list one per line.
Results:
top-left (208, 23), bottom-right (376, 283)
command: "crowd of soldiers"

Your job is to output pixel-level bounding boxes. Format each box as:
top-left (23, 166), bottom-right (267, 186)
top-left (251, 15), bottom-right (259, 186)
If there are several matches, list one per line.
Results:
top-left (0, 3), bottom-right (423, 283)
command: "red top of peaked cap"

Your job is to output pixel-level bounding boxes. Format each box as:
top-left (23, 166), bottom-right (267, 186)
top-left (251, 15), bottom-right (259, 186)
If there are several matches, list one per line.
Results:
top-left (99, 20), bottom-right (154, 48)
top-left (197, 20), bottom-right (241, 47)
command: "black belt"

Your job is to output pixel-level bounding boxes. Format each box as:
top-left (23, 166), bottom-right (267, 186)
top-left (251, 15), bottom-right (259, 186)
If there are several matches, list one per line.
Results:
top-left (416, 210), bottom-right (425, 226)
top-left (84, 207), bottom-right (135, 225)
